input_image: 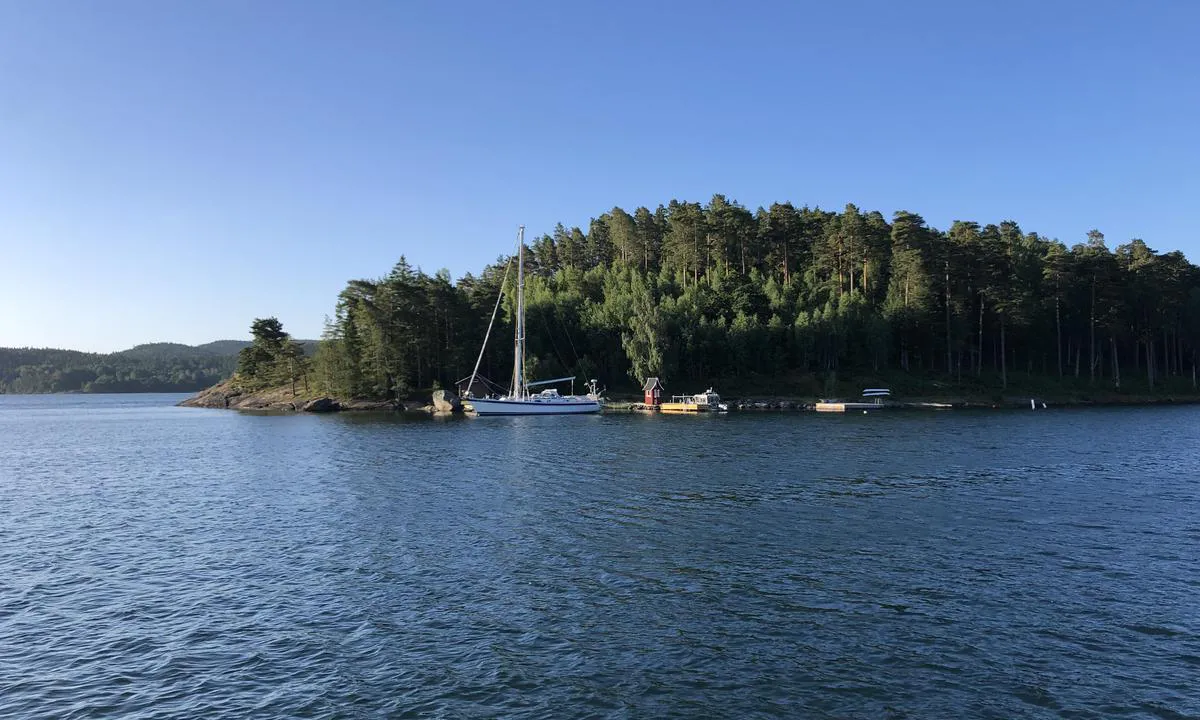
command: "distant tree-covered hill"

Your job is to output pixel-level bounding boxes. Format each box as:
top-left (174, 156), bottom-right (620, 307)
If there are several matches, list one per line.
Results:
top-left (0, 339), bottom-right (312, 394)
top-left (108, 341), bottom-right (248, 362)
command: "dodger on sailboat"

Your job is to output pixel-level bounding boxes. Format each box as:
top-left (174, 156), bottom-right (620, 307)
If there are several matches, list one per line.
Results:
top-left (462, 226), bottom-right (602, 415)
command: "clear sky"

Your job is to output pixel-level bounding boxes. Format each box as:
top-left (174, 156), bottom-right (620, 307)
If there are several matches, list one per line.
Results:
top-left (2, 0), bottom-right (1197, 352)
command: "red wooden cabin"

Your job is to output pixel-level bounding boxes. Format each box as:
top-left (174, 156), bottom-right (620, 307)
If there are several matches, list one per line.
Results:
top-left (643, 377), bottom-right (664, 406)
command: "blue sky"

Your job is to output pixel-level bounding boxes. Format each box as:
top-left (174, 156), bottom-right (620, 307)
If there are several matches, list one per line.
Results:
top-left (2, 0), bottom-right (1197, 352)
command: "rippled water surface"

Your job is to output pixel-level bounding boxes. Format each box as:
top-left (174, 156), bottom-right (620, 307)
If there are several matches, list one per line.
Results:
top-left (2, 394), bottom-right (1199, 718)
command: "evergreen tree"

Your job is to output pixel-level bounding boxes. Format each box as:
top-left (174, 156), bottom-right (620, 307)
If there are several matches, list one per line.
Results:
top-left (272, 194), bottom-right (1200, 403)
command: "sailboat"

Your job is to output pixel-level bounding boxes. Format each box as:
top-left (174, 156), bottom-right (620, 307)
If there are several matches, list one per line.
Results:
top-left (463, 226), bottom-right (602, 416)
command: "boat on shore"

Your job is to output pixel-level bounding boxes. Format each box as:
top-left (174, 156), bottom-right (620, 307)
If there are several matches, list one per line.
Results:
top-left (461, 226), bottom-right (601, 416)
top-left (660, 388), bottom-right (729, 413)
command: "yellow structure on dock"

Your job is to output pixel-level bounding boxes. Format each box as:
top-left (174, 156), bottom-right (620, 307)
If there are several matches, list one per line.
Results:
top-left (660, 388), bottom-right (729, 413)
top-left (814, 388), bottom-right (890, 413)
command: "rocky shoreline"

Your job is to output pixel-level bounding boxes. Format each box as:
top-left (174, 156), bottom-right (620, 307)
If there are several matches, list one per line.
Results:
top-left (177, 381), bottom-right (466, 414)
top-left (179, 379), bottom-right (1200, 415)
top-left (177, 379), bottom-right (404, 413)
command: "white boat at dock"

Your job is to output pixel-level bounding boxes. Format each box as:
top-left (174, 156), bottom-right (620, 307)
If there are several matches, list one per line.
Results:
top-left (660, 388), bottom-right (729, 413)
top-left (815, 388), bottom-right (890, 413)
top-left (467, 380), bottom-right (602, 415)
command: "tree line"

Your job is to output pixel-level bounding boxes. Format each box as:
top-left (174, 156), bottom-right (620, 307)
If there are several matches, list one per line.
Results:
top-left (0, 344), bottom-right (242, 394)
top-left (292, 195), bottom-right (1200, 399)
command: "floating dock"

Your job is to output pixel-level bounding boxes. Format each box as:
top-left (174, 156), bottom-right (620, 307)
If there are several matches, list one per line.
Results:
top-left (814, 401), bottom-right (885, 413)
top-left (814, 388), bottom-right (890, 413)
top-left (659, 388), bottom-right (728, 413)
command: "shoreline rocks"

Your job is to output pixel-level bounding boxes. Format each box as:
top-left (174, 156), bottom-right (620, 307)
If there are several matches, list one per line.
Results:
top-left (177, 380), bottom-right (405, 413)
top-left (179, 380), bottom-right (1200, 415)
top-left (301, 397), bottom-right (340, 413)
top-left (431, 389), bottom-right (463, 413)
top-left (177, 380), bottom-right (242, 409)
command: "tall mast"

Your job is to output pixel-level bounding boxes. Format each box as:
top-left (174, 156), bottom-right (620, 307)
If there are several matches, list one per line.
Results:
top-left (511, 225), bottom-right (526, 398)
top-left (464, 254), bottom-right (513, 399)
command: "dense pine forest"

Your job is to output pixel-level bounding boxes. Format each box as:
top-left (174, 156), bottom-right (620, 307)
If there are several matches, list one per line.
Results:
top-left (306, 196), bottom-right (1200, 401)
top-left (0, 343), bottom-right (246, 394)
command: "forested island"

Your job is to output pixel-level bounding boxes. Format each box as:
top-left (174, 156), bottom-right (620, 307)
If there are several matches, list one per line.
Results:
top-left (0, 342), bottom-right (248, 394)
top-left (225, 196), bottom-right (1200, 406)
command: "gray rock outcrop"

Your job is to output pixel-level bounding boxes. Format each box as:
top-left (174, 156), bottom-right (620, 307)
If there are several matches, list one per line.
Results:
top-left (302, 397), bottom-right (341, 413)
top-left (432, 389), bottom-right (463, 413)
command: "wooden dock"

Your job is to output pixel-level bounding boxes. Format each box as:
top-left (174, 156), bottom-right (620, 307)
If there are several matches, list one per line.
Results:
top-left (814, 401), bottom-right (886, 413)
top-left (815, 388), bottom-right (891, 413)
top-left (659, 388), bottom-right (728, 413)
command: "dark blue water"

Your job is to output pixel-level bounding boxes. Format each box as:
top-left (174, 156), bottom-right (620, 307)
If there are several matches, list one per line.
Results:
top-left (2, 394), bottom-right (1199, 718)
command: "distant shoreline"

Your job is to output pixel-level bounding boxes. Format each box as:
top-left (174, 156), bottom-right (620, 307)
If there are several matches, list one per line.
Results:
top-left (1, 388), bottom-right (208, 396)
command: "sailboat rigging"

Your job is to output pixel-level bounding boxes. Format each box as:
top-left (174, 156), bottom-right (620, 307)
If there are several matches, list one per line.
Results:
top-left (463, 225), bottom-right (602, 415)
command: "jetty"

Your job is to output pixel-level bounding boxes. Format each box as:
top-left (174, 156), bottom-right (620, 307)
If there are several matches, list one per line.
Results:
top-left (660, 388), bottom-right (729, 413)
top-left (815, 388), bottom-right (890, 413)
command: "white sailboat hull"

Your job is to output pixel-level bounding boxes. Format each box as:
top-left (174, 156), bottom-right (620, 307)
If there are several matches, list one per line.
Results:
top-left (461, 226), bottom-right (605, 417)
top-left (467, 396), bottom-right (601, 415)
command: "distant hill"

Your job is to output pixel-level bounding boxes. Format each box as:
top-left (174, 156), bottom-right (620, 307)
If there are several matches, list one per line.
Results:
top-left (0, 339), bottom-right (313, 394)
top-left (112, 340), bottom-right (252, 361)
top-left (113, 339), bottom-right (315, 359)
top-left (194, 340), bottom-right (254, 355)
top-left (190, 339), bottom-right (317, 356)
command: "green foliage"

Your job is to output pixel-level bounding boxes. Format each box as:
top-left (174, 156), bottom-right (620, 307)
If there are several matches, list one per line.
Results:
top-left (620, 273), bottom-right (666, 383)
top-left (24, 196), bottom-right (1196, 401)
top-left (300, 196), bottom-right (1200, 399)
top-left (234, 317), bottom-right (310, 394)
top-left (0, 344), bottom-right (244, 394)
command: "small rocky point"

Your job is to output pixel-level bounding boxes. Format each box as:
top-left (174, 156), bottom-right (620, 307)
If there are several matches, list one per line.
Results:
top-left (178, 379), bottom-right (403, 413)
